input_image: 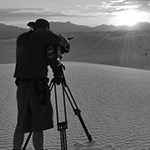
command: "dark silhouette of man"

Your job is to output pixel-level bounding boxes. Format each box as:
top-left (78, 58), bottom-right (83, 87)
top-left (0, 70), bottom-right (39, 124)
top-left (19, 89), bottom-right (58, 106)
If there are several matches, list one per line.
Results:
top-left (13, 18), bottom-right (69, 150)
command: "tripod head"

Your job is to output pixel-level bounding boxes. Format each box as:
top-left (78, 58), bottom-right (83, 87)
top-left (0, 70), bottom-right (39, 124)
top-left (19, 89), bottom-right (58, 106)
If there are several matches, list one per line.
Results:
top-left (50, 62), bottom-right (67, 85)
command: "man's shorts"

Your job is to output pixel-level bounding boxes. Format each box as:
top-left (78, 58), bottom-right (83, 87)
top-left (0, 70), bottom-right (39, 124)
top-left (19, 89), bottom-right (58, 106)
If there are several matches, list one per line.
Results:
top-left (16, 78), bottom-right (53, 133)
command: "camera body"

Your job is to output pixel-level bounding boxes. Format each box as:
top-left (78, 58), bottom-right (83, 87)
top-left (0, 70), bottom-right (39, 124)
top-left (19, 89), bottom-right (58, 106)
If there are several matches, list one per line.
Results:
top-left (46, 44), bottom-right (69, 67)
top-left (46, 45), bottom-right (68, 84)
top-left (46, 34), bottom-right (71, 67)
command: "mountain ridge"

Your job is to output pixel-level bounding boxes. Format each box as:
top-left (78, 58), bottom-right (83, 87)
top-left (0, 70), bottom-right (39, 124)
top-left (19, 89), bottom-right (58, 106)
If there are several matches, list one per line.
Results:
top-left (0, 23), bottom-right (26, 39)
top-left (51, 21), bottom-right (150, 32)
top-left (0, 21), bottom-right (150, 70)
top-left (0, 21), bottom-right (150, 38)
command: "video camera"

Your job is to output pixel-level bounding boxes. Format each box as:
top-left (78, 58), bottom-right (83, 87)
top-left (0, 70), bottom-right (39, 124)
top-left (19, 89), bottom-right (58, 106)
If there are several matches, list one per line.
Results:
top-left (46, 35), bottom-right (73, 84)
top-left (46, 34), bottom-right (73, 68)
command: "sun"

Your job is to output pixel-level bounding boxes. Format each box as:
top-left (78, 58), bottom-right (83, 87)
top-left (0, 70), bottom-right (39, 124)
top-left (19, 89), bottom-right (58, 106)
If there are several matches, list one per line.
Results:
top-left (115, 9), bottom-right (143, 27)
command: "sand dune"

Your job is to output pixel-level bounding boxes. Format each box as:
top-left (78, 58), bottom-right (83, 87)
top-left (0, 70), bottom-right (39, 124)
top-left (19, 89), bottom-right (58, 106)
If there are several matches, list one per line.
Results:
top-left (1, 62), bottom-right (150, 149)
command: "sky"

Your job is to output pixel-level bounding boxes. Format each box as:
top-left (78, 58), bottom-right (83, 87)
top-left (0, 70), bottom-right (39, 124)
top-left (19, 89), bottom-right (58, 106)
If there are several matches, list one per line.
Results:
top-left (0, 0), bottom-right (150, 28)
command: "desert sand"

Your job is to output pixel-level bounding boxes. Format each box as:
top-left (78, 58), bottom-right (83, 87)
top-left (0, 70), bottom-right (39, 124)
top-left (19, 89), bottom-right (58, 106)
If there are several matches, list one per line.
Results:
top-left (1, 62), bottom-right (150, 150)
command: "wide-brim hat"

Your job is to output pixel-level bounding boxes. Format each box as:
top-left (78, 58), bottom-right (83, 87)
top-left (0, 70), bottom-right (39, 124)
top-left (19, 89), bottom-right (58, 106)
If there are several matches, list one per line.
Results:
top-left (27, 18), bottom-right (50, 29)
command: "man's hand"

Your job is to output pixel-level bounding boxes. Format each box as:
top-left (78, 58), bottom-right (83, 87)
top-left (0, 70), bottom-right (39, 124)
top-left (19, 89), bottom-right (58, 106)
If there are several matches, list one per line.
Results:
top-left (59, 34), bottom-right (70, 51)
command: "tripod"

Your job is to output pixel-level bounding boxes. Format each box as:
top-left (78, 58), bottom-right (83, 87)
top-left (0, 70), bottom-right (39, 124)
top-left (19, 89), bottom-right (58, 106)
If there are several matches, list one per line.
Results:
top-left (22, 63), bottom-right (92, 150)
top-left (49, 63), bottom-right (92, 150)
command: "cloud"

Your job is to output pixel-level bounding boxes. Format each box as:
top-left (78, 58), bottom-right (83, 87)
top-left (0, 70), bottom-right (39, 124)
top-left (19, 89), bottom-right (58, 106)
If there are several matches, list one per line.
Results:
top-left (100, 0), bottom-right (150, 13)
top-left (101, 0), bottom-right (138, 12)
top-left (1, 0), bottom-right (150, 21)
top-left (0, 1), bottom-right (150, 27)
top-left (64, 0), bottom-right (147, 16)
top-left (61, 4), bottom-right (113, 18)
top-left (137, 0), bottom-right (150, 12)
top-left (0, 8), bottom-right (68, 22)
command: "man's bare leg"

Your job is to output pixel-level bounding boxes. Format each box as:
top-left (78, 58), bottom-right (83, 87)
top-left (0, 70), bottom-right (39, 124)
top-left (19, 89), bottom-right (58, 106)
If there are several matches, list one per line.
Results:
top-left (13, 129), bottom-right (24, 150)
top-left (33, 131), bottom-right (44, 150)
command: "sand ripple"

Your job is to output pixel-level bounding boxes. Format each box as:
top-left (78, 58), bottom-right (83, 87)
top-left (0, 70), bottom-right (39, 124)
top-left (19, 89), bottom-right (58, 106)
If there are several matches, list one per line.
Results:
top-left (1, 63), bottom-right (150, 150)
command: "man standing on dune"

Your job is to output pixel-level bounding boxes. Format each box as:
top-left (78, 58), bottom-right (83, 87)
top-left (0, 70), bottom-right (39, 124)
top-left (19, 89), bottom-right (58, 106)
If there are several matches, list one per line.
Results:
top-left (13, 18), bottom-right (69, 150)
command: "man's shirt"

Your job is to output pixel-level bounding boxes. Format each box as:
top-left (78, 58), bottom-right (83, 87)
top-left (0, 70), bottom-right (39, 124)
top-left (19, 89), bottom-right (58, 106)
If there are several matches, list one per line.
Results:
top-left (14, 29), bottom-right (62, 79)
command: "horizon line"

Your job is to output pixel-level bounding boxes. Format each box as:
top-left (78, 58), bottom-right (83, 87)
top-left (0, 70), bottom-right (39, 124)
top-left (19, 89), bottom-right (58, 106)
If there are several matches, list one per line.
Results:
top-left (1, 20), bottom-right (150, 29)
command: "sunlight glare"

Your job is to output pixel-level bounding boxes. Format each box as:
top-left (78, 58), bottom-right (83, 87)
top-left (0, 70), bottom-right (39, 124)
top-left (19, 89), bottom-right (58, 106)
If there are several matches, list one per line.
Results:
top-left (115, 9), bottom-right (146, 27)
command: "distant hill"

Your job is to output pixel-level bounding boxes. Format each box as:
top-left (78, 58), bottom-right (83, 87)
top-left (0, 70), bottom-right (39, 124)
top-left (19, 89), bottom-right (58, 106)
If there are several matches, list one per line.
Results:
top-left (50, 21), bottom-right (150, 32)
top-left (0, 22), bottom-right (150, 70)
top-left (0, 21), bottom-right (150, 37)
top-left (0, 23), bottom-right (26, 39)
top-left (135, 22), bottom-right (150, 30)
top-left (50, 21), bottom-right (91, 33)
top-left (63, 30), bottom-right (150, 70)
top-left (93, 22), bottom-right (150, 31)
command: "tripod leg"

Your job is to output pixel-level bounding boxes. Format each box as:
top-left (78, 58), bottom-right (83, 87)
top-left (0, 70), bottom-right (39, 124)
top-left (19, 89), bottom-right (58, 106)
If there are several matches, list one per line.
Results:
top-left (54, 83), bottom-right (60, 124)
top-left (62, 84), bottom-right (92, 142)
top-left (53, 82), bottom-right (68, 150)
top-left (75, 110), bottom-right (92, 142)
top-left (60, 129), bottom-right (67, 150)
top-left (49, 79), bottom-right (55, 92)
top-left (22, 132), bottom-right (32, 150)
top-left (62, 82), bottom-right (68, 122)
